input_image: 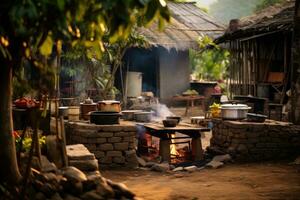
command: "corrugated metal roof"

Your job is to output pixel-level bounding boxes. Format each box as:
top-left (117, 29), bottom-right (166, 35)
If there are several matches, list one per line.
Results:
top-left (138, 2), bottom-right (225, 50)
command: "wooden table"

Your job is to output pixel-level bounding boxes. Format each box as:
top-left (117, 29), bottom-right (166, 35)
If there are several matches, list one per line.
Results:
top-left (143, 123), bottom-right (210, 162)
top-left (171, 95), bottom-right (205, 115)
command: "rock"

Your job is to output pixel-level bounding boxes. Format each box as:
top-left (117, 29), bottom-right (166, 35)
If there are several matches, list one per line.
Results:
top-left (99, 143), bottom-right (113, 151)
top-left (62, 166), bottom-right (87, 182)
top-left (106, 179), bottom-right (135, 199)
top-left (172, 167), bottom-right (184, 172)
top-left (35, 192), bottom-right (46, 200)
top-left (151, 162), bottom-right (169, 172)
top-left (145, 162), bottom-right (156, 168)
top-left (50, 193), bottom-right (63, 200)
top-left (169, 165), bottom-right (175, 170)
top-left (80, 190), bottom-right (103, 200)
top-left (41, 155), bottom-right (57, 172)
top-left (64, 194), bottom-right (81, 200)
top-left (96, 178), bottom-right (115, 198)
top-left (31, 156), bottom-right (41, 170)
top-left (106, 151), bottom-right (122, 157)
top-left (69, 159), bottom-right (99, 171)
top-left (113, 156), bottom-right (126, 164)
top-left (212, 154), bottom-right (232, 163)
top-left (61, 178), bottom-right (83, 196)
top-left (40, 183), bottom-right (56, 197)
top-left (184, 165), bottom-right (197, 172)
top-left (108, 137), bottom-right (122, 143)
top-left (206, 160), bottom-right (224, 169)
top-left (66, 144), bottom-right (95, 160)
top-left (292, 156), bottom-right (300, 165)
top-left (136, 156), bottom-right (146, 167)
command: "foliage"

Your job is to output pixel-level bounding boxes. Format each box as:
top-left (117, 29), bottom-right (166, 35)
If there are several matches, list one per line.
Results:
top-left (255, 0), bottom-right (284, 11)
top-left (190, 35), bottom-right (229, 81)
top-left (15, 133), bottom-right (46, 153)
top-left (61, 29), bottom-right (149, 100)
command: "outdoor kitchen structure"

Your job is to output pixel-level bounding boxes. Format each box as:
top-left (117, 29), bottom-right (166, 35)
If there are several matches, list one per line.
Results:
top-left (117, 2), bottom-right (225, 103)
top-left (215, 1), bottom-right (295, 121)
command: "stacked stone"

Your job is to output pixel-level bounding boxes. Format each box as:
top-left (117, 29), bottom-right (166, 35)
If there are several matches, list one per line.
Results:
top-left (210, 119), bottom-right (300, 161)
top-left (66, 121), bottom-right (138, 167)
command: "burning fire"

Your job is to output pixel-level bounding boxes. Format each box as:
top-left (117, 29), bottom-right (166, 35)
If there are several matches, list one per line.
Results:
top-left (170, 134), bottom-right (179, 156)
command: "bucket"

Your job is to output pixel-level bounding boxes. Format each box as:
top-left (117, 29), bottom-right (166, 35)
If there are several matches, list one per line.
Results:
top-left (126, 72), bottom-right (142, 97)
top-left (68, 106), bottom-right (80, 121)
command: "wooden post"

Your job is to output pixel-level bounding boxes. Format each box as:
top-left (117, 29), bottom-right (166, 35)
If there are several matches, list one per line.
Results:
top-left (159, 138), bottom-right (170, 162)
top-left (191, 135), bottom-right (204, 161)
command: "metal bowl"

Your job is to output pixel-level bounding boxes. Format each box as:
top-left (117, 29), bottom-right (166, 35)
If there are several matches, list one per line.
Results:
top-left (162, 119), bottom-right (178, 127)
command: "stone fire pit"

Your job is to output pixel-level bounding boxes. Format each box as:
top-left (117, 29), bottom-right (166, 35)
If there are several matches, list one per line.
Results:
top-left (210, 119), bottom-right (300, 161)
top-left (65, 121), bottom-right (138, 168)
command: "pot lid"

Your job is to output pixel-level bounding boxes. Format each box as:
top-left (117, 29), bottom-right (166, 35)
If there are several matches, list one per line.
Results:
top-left (122, 110), bottom-right (143, 113)
top-left (221, 103), bottom-right (249, 109)
top-left (98, 100), bottom-right (120, 104)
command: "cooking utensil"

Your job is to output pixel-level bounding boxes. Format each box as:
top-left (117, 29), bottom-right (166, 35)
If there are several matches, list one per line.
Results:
top-left (90, 111), bottom-right (121, 125)
top-left (247, 113), bottom-right (267, 122)
top-left (121, 110), bottom-right (142, 121)
top-left (166, 116), bottom-right (181, 124)
top-left (163, 119), bottom-right (178, 127)
top-left (80, 103), bottom-right (97, 120)
top-left (221, 103), bottom-right (251, 120)
top-left (134, 111), bottom-right (153, 122)
top-left (97, 100), bottom-right (121, 112)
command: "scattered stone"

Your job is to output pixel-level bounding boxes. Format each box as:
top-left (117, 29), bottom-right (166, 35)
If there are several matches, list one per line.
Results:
top-left (80, 190), bottom-right (103, 200)
top-left (41, 155), bottom-right (58, 172)
top-left (292, 156), bottom-right (300, 165)
top-left (169, 165), bottom-right (175, 170)
top-left (212, 154), bottom-right (232, 163)
top-left (62, 166), bottom-right (88, 182)
top-left (172, 167), bottom-right (184, 172)
top-left (46, 135), bottom-right (63, 168)
top-left (145, 162), bottom-right (156, 168)
top-left (69, 159), bottom-right (99, 171)
top-left (35, 192), bottom-right (46, 200)
top-left (206, 160), bottom-right (224, 169)
top-left (184, 165), bottom-right (197, 172)
top-left (106, 179), bottom-right (135, 199)
top-left (50, 192), bottom-right (63, 200)
top-left (66, 144), bottom-right (95, 160)
top-left (137, 156), bottom-right (146, 167)
top-left (151, 162), bottom-right (169, 172)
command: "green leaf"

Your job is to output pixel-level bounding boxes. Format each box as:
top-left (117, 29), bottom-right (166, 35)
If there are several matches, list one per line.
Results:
top-left (57, 0), bottom-right (65, 11)
top-left (39, 35), bottom-right (53, 56)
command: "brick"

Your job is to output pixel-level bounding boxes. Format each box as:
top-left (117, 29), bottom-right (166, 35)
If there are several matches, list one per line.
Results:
top-left (99, 156), bottom-right (112, 164)
top-left (93, 151), bottom-right (105, 158)
top-left (98, 132), bottom-right (113, 137)
top-left (102, 126), bottom-right (122, 132)
top-left (98, 143), bottom-right (113, 151)
top-left (96, 138), bottom-right (106, 144)
top-left (84, 144), bottom-right (96, 151)
top-left (122, 126), bottom-right (137, 132)
top-left (114, 142), bottom-right (129, 151)
top-left (114, 132), bottom-right (129, 137)
top-left (113, 156), bottom-right (126, 164)
top-left (107, 151), bottom-right (122, 157)
top-left (123, 136), bottom-right (134, 142)
top-left (108, 137), bottom-right (122, 143)
top-left (128, 132), bottom-right (137, 136)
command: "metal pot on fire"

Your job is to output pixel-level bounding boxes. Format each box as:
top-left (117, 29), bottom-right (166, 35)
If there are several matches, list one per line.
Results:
top-left (221, 103), bottom-right (251, 120)
top-left (121, 110), bottom-right (143, 121)
top-left (97, 100), bottom-right (121, 112)
top-left (134, 111), bottom-right (153, 122)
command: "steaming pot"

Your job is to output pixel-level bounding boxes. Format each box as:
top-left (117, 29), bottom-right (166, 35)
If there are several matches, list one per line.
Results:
top-left (97, 100), bottom-right (121, 112)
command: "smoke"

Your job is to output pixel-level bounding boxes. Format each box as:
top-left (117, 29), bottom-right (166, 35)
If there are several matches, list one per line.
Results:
top-left (151, 103), bottom-right (174, 121)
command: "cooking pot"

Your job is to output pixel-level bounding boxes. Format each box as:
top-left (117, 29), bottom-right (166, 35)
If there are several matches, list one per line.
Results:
top-left (134, 111), bottom-right (153, 122)
top-left (97, 100), bottom-right (121, 112)
top-left (90, 111), bottom-right (121, 125)
top-left (221, 103), bottom-right (251, 120)
top-left (121, 110), bottom-right (142, 121)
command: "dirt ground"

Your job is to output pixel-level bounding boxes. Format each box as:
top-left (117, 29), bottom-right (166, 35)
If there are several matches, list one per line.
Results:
top-left (103, 162), bottom-right (300, 200)
top-left (104, 106), bottom-right (300, 200)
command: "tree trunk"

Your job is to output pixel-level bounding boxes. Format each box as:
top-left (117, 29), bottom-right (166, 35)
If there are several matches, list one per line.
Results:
top-left (0, 64), bottom-right (22, 184)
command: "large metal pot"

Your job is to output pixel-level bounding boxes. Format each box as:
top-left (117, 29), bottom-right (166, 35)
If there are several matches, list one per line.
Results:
top-left (97, 100), bottom-right (121, 112)
top-left (221, 103), bottom-right (251, 120)
top-left (90, 111), bottom-right (121, 125)
top-left (134, 111), bottom-right (153, 122)
top-left (121, 110), bottom-right (142, 121)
